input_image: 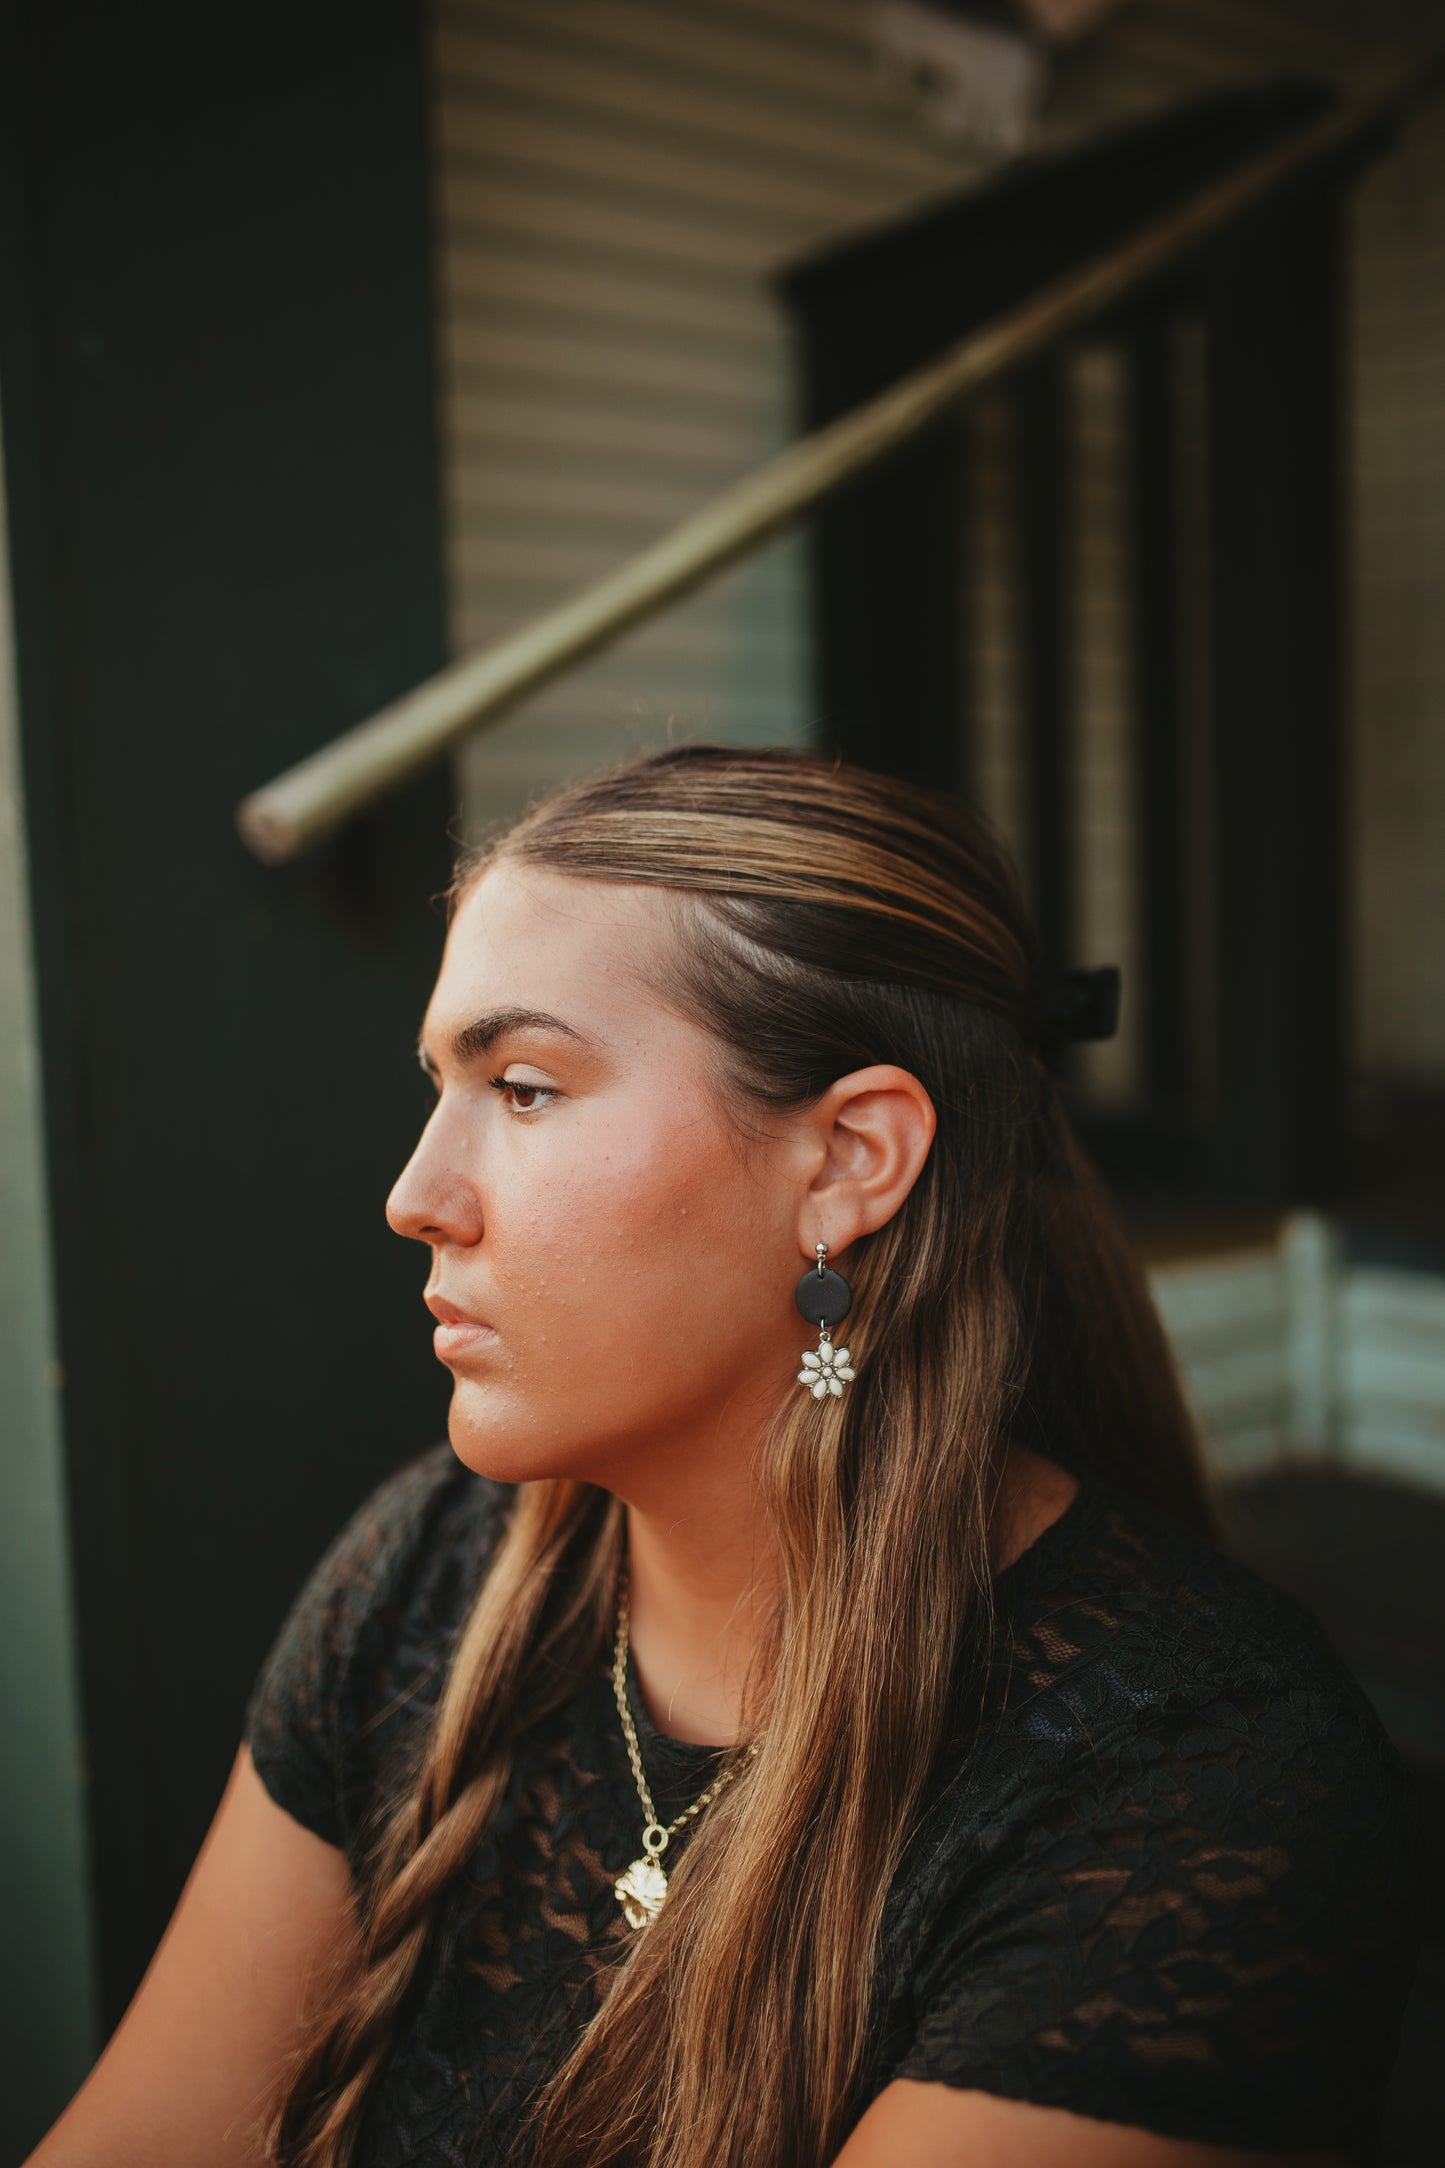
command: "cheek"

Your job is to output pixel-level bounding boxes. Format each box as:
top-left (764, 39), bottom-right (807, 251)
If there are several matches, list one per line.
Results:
top-left (446, 1104), bottom-right (793, 1474)
top-left (510, 1110), bottom-right (770, 1337)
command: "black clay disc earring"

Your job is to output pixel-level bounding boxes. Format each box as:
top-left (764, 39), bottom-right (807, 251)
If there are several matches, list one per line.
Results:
top-left (795, 1240), bottom-right (856, 1400)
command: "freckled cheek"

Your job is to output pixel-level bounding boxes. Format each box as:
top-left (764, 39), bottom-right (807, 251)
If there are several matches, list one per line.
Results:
top-left (486, 1131), bottom-right (748, 1355)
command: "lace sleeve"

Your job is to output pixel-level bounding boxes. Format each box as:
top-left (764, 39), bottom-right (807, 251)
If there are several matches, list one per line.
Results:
top-left (243, 1441), bottom-right (476, 1851)
top-left (896, 1679), bottom-right (1420, 2160)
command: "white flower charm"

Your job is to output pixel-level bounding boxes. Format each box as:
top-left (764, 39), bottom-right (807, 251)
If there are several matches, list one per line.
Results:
top-left (798, 1332), bottom-right (855, 1399)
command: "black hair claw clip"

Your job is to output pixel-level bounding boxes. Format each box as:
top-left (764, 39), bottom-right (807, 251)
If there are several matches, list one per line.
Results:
top-left (1029, 964), bottom-right (1121, 1047)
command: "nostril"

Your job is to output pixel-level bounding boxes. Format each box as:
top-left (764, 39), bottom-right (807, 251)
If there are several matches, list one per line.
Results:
top-left (385, 1176), bottom-right (483, 1249)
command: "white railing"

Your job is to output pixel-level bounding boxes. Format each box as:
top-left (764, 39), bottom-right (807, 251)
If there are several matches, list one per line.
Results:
top-left (1150, 1216), bottom-right (1445, 1495)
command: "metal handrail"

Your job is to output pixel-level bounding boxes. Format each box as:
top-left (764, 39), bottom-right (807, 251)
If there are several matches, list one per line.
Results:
top-left (237, 54), bottom-right (1443, 863)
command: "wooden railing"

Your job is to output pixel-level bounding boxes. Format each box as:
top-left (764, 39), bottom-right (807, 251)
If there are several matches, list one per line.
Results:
top-left (236, 54), bottom-right (1444, 865)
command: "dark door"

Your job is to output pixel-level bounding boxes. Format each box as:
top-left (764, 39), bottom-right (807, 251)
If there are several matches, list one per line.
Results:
top-left (1, 0), bottom-right (456, 2054)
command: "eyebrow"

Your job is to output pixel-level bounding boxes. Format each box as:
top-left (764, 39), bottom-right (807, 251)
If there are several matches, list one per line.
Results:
top-left (416, 1005), bottom-right (591, 1077)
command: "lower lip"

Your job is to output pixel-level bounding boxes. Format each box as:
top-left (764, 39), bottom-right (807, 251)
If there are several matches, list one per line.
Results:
top-left (433, 1322), bottom-right (498, 1361)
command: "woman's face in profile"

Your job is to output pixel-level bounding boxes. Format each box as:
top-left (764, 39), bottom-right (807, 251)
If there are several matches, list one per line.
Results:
top-left (387, 859), bottom-right (811, 1496)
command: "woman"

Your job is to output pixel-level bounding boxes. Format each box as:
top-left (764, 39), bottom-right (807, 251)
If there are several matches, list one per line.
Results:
top-left (31, 745), bottom-right (1417, 2168)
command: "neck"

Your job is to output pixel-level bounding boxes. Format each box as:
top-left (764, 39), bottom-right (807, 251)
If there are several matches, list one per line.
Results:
top-left (599, 1362), bottom-right (787, 1750)
top-left (991, 1444), bottom-right (1079, 1572)
top-left (622, 1485), bottom-right (777, 1748)
top-left (616, 1439), bottom-right (1078, 1751)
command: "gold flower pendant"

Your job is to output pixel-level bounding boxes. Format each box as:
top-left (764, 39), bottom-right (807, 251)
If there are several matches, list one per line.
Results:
top-left (614, 1852), bottom-right (668, 1929)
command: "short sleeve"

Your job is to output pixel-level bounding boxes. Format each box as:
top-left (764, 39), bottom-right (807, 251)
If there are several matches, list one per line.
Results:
top-left (896, 1681), bottom-right (1421, 2160)
top-left (243, 1440), bottom-right (491, 1851)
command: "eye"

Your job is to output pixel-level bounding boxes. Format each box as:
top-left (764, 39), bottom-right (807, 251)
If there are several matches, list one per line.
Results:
top-left (488, 1073), bottom-right (560, 1115)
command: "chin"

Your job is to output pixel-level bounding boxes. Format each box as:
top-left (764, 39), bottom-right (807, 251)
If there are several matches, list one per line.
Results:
top-left (444, 1401), bottom-right (595, 1489)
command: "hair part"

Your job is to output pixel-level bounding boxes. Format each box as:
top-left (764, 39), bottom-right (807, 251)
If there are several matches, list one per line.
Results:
top-left (263, 741), bottom-right (1215, 2168)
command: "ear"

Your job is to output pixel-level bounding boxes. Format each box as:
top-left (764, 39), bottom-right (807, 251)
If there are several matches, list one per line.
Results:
top-left (794, 1065), bottom-right (937, 1266)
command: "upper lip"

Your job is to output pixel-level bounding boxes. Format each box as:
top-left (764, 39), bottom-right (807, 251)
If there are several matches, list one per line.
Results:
top-left (425, 1293), bottom-right (493, 1328)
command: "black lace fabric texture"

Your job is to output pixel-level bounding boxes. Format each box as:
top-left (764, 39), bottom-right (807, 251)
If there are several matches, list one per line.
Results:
top-left (245, 1443), bottom-right (1420, 2166)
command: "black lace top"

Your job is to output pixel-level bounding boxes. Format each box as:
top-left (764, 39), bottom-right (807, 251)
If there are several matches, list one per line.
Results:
top-left (244, 1443), bottom-right (1420, 2166)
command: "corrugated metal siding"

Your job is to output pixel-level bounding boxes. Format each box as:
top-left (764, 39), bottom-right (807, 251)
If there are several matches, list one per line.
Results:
top-left (431, 0), bottom-right (983, 836)
top-left (431, 0), bottom-right (1445, 1098)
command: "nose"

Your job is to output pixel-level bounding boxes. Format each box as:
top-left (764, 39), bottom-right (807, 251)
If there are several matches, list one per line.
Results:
top-left (385, 1114), bottom-right (484, 1247)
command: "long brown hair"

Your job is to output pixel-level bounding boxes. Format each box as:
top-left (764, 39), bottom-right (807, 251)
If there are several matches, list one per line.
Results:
top-left (262, 743), bottom-right (1215, 2168)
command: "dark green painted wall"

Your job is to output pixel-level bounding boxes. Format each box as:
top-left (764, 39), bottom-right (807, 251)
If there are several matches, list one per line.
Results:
top-left (1, 3), bottom-right (456, 2138)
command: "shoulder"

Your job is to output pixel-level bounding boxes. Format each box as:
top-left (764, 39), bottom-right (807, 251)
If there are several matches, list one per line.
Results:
top-left (998, 1479), bottom-right (1419, 1957)
top-left (878, 1475), bottom-right (1421, 2157)
top-left (978, 1474), bottom-right (1404, 1804)
top-left (244, 1442), bottom-right (512, 1855)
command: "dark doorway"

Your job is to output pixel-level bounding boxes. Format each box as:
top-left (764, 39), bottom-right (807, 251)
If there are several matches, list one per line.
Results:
top-left (1, 0), bottom-right (456, 2065)
top-left (780, 81), bottom-right (1371, 1233)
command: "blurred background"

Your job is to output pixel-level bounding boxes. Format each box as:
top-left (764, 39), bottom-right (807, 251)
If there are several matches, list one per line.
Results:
top-left (2, 0), bottom-right (1443, 2156)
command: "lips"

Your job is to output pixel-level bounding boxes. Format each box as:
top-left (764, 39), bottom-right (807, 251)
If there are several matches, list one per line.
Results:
top-left (425, 1291), bottom-right (497, 1363)
top-left (425, 1293), bottom-right (491, 1328)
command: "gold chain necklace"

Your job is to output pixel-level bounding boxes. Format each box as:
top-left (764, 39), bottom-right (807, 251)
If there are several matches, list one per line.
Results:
top-left (610, 1565), bottom-right (759, 1930)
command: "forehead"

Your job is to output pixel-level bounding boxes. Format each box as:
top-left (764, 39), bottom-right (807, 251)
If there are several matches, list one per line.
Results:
top-left (428, 859), bottom-right (677, 1023)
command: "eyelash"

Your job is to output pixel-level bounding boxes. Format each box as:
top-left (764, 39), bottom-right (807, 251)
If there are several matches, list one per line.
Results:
top-left (487, 1072), bottom-right (560, 1115)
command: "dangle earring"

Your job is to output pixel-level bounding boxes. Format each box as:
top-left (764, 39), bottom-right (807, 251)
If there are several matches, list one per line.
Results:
top-left (795, 1240), bottom-right (856, 1400)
